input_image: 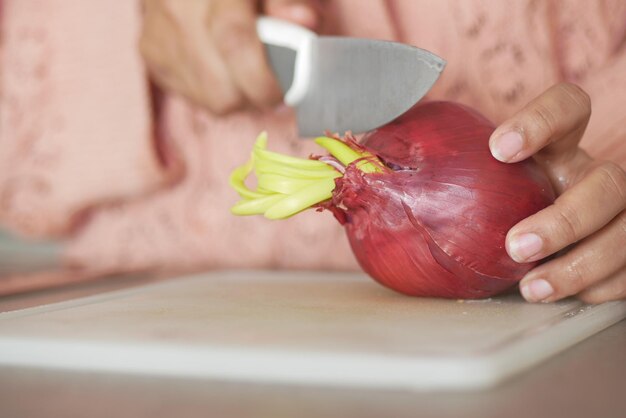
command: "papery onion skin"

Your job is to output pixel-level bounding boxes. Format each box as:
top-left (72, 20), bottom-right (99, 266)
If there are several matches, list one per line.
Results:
top-left (330, 102), bottom-right (555, 299)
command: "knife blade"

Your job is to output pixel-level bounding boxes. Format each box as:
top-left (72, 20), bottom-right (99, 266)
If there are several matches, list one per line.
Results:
top-left (257, 17), bottom-right (446, 137)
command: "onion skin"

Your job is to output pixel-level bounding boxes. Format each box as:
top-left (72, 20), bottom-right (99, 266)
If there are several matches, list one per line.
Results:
top-left (330, 102), bottom-right (555, 299)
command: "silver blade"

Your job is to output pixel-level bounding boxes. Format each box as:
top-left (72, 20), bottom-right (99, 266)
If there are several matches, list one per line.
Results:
top-left (297, 37), bottom-right (445, 137)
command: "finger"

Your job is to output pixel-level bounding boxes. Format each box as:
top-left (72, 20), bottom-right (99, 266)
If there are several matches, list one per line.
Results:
top-left (208, 0), bottom-right (283, 108)
top-left (140, 32), bottom-right (188, 96)
top-left (519, 210), bottom-right (626, 302)
top-left (507, 161), bottom-right (626, 262)
top-left (264, 0), bottom-right (321, 30)
top-left (577, 268), bottom-right (626, 304)
top-left (489, 83), bottom-right (591, 163)
top-left (140, 3), bottom-right (188, 90)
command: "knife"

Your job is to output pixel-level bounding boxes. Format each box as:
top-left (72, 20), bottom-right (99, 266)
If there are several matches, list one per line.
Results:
top-left (256, 17), bottom-right (446, 137)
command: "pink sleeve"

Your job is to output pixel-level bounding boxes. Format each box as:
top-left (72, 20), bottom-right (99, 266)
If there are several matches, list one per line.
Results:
top-left (0, 0), bottom-right (171, 237)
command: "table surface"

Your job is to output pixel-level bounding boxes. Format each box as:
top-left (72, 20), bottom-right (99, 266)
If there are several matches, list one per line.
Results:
top-left (0, 274), bottom-right (624, 418)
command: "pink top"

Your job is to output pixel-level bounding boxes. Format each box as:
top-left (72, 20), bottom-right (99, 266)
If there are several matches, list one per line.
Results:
top-left (1, 0), bottom-right (626, 293)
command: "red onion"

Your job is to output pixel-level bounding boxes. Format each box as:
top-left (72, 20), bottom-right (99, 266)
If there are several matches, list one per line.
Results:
top-left (230, 101), bottom-right (555, 299)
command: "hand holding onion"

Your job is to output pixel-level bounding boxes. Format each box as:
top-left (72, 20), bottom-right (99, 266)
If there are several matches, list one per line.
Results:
top-left (229, 82), bottom-right (625, 303)
top-left (491, 83), bottom-right (626, 304)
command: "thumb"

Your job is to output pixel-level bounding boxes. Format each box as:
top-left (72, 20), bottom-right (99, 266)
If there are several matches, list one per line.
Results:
top-left (263, 0), bottom-right (322, 30)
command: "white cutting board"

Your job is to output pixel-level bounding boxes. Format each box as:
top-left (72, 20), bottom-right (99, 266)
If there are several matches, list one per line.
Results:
top-left (0, 270), bottom-right (624, 391)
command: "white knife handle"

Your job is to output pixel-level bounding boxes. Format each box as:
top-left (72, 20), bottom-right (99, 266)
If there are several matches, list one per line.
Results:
top-left (256, 16), bottom-right (315, 106)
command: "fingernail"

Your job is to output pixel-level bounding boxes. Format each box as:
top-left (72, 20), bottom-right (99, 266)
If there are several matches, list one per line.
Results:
top-left (520, 279), bottom-right (554, 302)
top-left (491, 131), bottom-right (524, 162)
top-left (508, 233), bottom-right (543, 262)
